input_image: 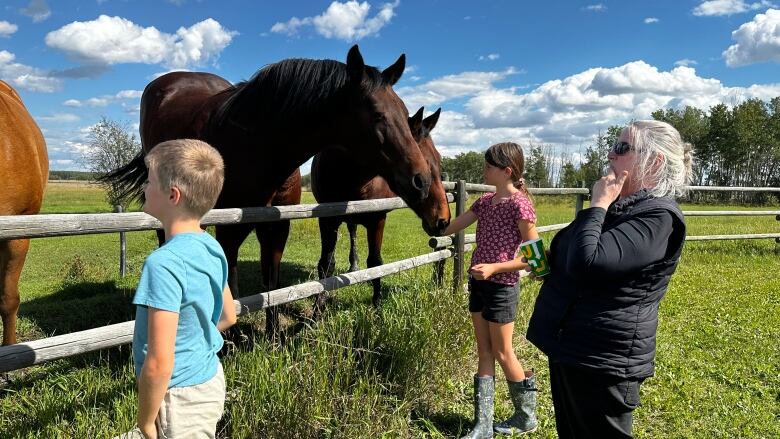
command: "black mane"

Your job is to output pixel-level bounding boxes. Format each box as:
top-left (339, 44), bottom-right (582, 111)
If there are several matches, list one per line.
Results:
top-left (214, 58), bottom-right (388, 129)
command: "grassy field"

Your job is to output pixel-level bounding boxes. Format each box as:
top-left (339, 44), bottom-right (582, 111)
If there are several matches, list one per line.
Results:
top-left (0, 182), bottom-right (778, 438)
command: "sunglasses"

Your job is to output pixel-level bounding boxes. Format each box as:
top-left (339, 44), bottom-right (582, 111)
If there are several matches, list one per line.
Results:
top-left (611, 141), bottom-right (634, 155)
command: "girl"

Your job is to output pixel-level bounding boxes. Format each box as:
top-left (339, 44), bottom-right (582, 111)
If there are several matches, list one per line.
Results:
top-left (443, 142), bottom-right (539, 438)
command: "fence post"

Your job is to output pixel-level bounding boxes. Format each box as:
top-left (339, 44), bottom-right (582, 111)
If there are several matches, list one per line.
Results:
top-left (452, 180), bottom-right (467, 294)
top-left (574, 180), bottom-right (586, 215)
top-left (776, 214), bottom-right (780, 244)
top-left (116, 205), bottom-right (126, 278)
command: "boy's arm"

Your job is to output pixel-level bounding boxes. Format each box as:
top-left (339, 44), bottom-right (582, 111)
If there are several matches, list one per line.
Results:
top-left (442, 210), bottom-right (477, 236)
top-left (137, 307), bottom-right (178, 438)
top-left (471, 220), bottom-right (539, 278)
top-left (217, 285), bottom-right (237, 332)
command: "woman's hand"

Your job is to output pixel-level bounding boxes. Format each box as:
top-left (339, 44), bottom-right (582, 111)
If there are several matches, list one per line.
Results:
top-left (591, 169), bottom-right (629, 210)
top-left (469, 263), bottom-right (496, 280)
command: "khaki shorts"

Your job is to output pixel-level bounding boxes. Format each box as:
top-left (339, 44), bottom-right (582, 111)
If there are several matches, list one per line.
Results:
top-left (115, 363), bottom-right (226, 439)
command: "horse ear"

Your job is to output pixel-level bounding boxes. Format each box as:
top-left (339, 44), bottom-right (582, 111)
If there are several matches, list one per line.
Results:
top-left (381, 53), bottom-right (406, 85)
top-left (346, 45), bottom-right (365, 84)
top-left (409, 107), bottom-right (424, 137)
top-left (423, 108), bottom-right (441, 132)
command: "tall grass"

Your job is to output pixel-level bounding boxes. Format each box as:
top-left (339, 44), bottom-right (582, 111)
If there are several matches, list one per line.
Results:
top-left (0, 183), bottom-right (777, 437)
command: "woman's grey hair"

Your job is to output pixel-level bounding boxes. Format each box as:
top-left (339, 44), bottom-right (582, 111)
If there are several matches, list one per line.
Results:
top-left (626, 120), bottom-right (693, 198)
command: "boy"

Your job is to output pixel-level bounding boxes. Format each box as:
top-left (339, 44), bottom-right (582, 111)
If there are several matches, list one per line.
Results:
top-left (125, 139), bottom-right (237, 438)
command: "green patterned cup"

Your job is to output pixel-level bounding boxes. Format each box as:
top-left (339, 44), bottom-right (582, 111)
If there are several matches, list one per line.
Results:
top-left (520, 238), bottom-right (550, 277)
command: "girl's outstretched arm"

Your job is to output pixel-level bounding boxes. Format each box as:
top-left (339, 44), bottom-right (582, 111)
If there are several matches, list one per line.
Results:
top-left (442, 210), bottom-right (477, 236)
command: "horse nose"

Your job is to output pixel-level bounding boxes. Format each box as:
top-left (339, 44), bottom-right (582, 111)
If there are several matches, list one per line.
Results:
top-left (437, 218), bottom-right (449, 234)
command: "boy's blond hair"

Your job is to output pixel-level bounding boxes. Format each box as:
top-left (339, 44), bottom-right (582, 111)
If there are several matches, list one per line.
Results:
top-left (144, 139), bottom-right (225, 218)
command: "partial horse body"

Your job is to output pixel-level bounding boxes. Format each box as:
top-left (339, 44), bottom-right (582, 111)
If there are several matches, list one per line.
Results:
top-left (311, 108), bottom-right (449, 308)
top-left (105, 46), bottom-right (429, 335)
top-left (0, 80), bottom-right (48, 345)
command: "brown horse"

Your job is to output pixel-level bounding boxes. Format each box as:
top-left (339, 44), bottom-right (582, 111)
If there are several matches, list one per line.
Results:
top-left (105, 45), bottom-right (432, 334)
top-left (0, 80), bottom-right (48, 346)
top-left (311, 107), bottom-right (449, 308)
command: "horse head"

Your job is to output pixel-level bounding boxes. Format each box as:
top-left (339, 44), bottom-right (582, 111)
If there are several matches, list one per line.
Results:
top-left (339, 45), bottom-right (432, 204)
top-left (406, 107), bottom-right (450, 236)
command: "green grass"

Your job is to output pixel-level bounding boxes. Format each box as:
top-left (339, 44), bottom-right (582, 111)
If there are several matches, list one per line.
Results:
top-left (0, 182), bottom-right (778, 438)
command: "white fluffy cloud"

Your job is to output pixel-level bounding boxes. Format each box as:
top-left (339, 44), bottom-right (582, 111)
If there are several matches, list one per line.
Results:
top-left (406, 61), bottom-right (780, 156)
top-left (644, 17), bottom-right (659, 24)
top-left (20, 0), bottom-right (51, 23)
top-left (674, 58), bottom-right (698, 66)
top-left (583, 4), bottom-right (606, 12)
top-left (397, 68), bottom-right (519, 111)
top-left (62, 89), bottom-right (142, 107)
top-left (0, 50), bottom-right (61, 92)
top-left (0, 21), bottom-right (18, 37)
top-left (479, 53), bottom-right (500, 61)
top-left (693, 0), bottom-right (775, 16)
top-left (271, 0), bottom-right (399, 40)
top-left (45, 16), bottom-right (236, 69)
top-left (723, 9), bottom-right (780, 66)
top-left (38, 113), bottom-right (81, 123)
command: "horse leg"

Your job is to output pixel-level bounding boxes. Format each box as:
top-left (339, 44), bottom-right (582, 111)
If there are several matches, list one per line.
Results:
top-left (365, 215), bottom-right (386, 308)
top-left (0, 239), bottom-right (30, 346)
top-left (215, 224), bottom-right (254, 299)
top-left (347, 222), bottom-right (360, 272)
top-left (256, 221), bottom-right (290, 337)
top-left (314, 217), bottom-right (340, 318)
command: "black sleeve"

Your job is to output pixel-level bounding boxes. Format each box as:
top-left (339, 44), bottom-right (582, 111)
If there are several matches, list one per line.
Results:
top-left (564, 206), bottom-right (675, 278)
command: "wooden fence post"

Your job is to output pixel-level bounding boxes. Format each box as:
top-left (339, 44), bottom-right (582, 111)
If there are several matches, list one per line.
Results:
top-left (116, 205), bottom-right (126, 278)
top-left (574, 180), bottom-right (586, 214)
top-left (452, 180), bottom-right (467, 294)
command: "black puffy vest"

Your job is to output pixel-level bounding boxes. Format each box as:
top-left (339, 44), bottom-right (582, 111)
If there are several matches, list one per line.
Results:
top-left (526, 192), bottom-right (686, 379)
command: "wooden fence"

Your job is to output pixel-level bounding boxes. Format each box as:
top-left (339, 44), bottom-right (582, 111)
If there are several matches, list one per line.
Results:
top-left (1, 183), bottom-right (777, 372)
top-left (0, 183), bottom-right (585, 373)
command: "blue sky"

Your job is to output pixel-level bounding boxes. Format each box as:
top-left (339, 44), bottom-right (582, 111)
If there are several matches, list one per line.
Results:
top-left (3, 0), bottom-right (780, 172)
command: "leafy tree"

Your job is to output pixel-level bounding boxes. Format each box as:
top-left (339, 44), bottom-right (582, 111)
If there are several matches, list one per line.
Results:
top-left (84, 117), bottom-right (141, 208)
top-left (441, 151), bottom-right (484, 183)
top-left (523, 145), bottom-right (551, 187)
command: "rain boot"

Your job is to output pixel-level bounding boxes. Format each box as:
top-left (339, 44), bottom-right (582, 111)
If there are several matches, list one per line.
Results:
top-left (494, 371), bottom-right (537, 435)
top-left (460, 375), bottom-right (495, 439)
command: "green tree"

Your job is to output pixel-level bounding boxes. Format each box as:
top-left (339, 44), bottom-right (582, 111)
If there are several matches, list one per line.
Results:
top-left (441, 151), bottom-right (484, 183)
top-left (523, 145), bottom-right (551, 187)
top-left (85, 117), bottom-right (142, 208)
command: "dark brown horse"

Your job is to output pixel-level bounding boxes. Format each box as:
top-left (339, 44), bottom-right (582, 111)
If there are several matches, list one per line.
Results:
top-left (106, 45), bottom-right (432, 334)
top-left (0, 80), bottom-right (48, 345)
top-left (311, 107), bottom-right (449, 308)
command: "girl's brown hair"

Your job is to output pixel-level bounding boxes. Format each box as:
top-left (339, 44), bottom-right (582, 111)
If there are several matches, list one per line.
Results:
top-left (484, 142), bottom-right (533, 200)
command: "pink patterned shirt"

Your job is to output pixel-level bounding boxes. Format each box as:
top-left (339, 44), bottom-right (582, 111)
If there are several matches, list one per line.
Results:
top-left (470, 191), bottom-right (537, 285)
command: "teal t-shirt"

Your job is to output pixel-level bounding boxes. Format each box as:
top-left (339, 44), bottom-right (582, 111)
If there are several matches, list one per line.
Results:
top-left (132, 232), bottom-right (228, 388)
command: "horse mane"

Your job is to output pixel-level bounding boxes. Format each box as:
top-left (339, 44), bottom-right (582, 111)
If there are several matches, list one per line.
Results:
top-left (213, 58), bottom-right (388, 129)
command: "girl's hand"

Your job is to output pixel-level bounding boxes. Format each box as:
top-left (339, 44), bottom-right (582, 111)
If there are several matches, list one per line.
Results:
top-left (469, 263), bottom-right (495, 280)
top-left (591, 169), bottom-right (629, 210)
top-left (522, 256), bottom-right (547, 282)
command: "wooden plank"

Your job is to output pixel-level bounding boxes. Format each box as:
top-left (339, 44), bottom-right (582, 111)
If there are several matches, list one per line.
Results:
top-left (0, 194), bottom-right (454, 241)
top-left (452, 181), bottom-right (467, 294)
top-left (428, 222), bottom-right (571, 248)
top-left (686, 233), bottom-right (780, 241)
top-left (0, 249), bottom-right (453, 373)
top-left (686, 186), bottom-right (780, 192)
top-left (682, 210), bottom-right (780, 216)
top-left (441, 182), bottom-right (589, 194)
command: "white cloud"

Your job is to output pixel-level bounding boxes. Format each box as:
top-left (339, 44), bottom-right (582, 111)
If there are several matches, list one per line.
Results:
top-left (20, 0), bottom-right (51, 23)
top-left (0, 50), bottom-right (61, 92)
top-left (723, 9), bottom-right (780, 66)
top-left (674, 58), bottom-right (698, 66)
top-left (583, 4), bottom-right (606, 12)
top-left (479, 53), bottom-right (500, 61)
top-left (644, 17), bottom-right (660, 24)
top-left (693, 0), bottom-right (775, 16)
top-left (409, 61), bottom-right (780, 156)
top-left (45, 15), bottom-right (236, 69)
top-left (38, 113), bottom-right (81, 123)
top-left (62, 89), bottom-right (143, 107)
top-left (397, 67), bottom-right (519, 110)
top-left (271, 0), bottom-right (399, 41)
top-left (0, 21), bottom-right (18, 37)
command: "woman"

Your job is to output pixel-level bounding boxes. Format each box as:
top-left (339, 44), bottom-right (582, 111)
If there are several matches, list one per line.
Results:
top-left (526, 120), bottom-right (693, 438)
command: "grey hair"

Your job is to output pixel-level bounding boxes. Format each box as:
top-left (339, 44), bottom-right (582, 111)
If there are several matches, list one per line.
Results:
top-left (625, 120), bottom-right (693, 198)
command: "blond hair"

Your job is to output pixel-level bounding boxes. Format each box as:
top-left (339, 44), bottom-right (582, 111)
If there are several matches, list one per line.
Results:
top-left (484, 142), bottom-right (533, 201)
top-left (625, 121), bottom-right (694, 198)
top-left (144, 139), bottom-right (225, 217)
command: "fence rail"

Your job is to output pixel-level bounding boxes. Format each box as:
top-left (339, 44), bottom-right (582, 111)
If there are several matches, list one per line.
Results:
top-left (1, 180), bottom-right (777, 373)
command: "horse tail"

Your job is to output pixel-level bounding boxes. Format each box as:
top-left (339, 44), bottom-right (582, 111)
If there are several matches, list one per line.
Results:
top-left (98, 152), bottom-right (147, 205)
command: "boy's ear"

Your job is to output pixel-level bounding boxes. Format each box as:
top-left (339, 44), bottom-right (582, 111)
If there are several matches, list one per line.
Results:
top-left (169, 186), bottom-right (183, 206)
